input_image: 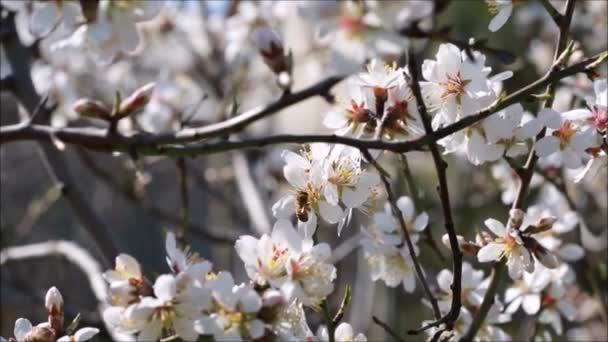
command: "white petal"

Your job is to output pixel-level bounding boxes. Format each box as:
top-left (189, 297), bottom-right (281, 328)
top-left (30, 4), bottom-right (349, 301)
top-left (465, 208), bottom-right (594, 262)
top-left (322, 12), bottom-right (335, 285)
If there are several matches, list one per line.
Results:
top-left (324, 111), bottom-right (349, 129)
top-left (173, 318), bottom-right (198, 341)
top-left (272, 196), bottom-right (295, 219)
top-left (30, 3), bottom-right (59, 37)
top-left (484, 218), bottom-right (507, 236)
top-left (488, 5), bottom-right (512, 32)
top-left (341, 186), bottom-right (368, 208)
top-left (412, 213), bottom-right (429, 232)
top-left (402, 271), bottom-right (416, 293)
top-left (238, 287), bottom-right (262, 313)
top-left (14, 318), bottom-right (33, 341)
top-left (248, 319), bottom-right (265, 339)
top-left (318, 201), bottom-right (344, 224)
top-left (538, 108), bottom-right (562, 129)
top-left (477, 242), bottom-right (505, 262)
top-left (396, 196), bottom-right (415, 220)
top-left (436, 269), bottom-right (453, 293)
top-left (534, 136), bottom-right (559, 157)
top-left (153, 274), bottom-right (177, 301)
top-left (522, 294), bottom-right (541, 315)
top-left (558, 243), bottom-right (584, 261)
top-left (74, 327), bottom-right (100, 341)
top-left (335, 323), bottom-right (354, 341)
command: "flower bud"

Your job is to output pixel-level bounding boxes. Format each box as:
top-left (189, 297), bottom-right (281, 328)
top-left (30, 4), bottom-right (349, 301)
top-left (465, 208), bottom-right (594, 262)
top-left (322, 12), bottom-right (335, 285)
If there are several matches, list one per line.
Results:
top-left (524, 216), bottom-right (557, 235)
top-left (262, 289), bottom-right (285, 308)
top-left (253, 27), bottom-right (288, 74)
top-left (45, 287), bottom-right (64, 334)
top-left (72, 99), bottom-right (111, 120)
top-left (508, 208), bottom-right (524, 229)
top-left (45, 287), bottom-right (63, 313)
top-left (118, 83), bottom-right (155, 118)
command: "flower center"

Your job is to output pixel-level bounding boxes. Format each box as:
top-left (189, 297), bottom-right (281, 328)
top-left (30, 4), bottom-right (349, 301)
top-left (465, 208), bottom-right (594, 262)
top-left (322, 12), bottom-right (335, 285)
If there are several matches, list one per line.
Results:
top-left (441, 72), bottom-right (470, 104)
top-left (588, 105), bottom-right (607, 131)
top-left (552, 120), bottom-right (577, 148)
top-left (349, 99), bottom-right (374, 123)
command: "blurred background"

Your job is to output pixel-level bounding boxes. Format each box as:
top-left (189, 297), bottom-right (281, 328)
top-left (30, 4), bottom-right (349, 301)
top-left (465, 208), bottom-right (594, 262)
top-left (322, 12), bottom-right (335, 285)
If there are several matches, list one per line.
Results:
top-left (1, 0), bottom-right (606, 340)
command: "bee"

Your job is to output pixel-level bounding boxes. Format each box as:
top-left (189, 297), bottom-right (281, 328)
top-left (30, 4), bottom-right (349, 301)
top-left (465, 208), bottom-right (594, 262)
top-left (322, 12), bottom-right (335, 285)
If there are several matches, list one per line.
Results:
top-left (295, 190), bottom-right (310, 222)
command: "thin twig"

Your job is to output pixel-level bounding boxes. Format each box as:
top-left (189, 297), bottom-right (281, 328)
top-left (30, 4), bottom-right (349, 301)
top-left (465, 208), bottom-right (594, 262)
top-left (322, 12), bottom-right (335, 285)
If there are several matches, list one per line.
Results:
top-left (399, 154), bottom-right (446, 263)
top-left (176, 157), bottom-right (189, 242)
top-left (372, 316), bottom-right (405, 342)
top-left (406, 52), bottom-right (462, 333)
top-left (361, 148), bottom-right (442, 321)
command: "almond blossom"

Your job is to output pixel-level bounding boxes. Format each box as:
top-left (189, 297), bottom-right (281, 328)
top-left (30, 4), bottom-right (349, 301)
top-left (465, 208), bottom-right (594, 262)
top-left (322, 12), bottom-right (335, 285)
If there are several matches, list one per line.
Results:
top-left (126, 273), bottom-right (211, 341)
top-left (360, 199), bottom-right (428, 293)
top-left (477, 209), bottom-right (559, 279)
top-left (195, 272), bottom-right (265, 341)
top-left (236, 219), bottom-right (336, 308)
top-left (532, 108), bottom-right (598, 169)
top-left (324, 60), bottom-right (423, 140)
top-left (103, 253), bottom-right (151, 306)
top-left (421, 43), bottom-right (511, 127)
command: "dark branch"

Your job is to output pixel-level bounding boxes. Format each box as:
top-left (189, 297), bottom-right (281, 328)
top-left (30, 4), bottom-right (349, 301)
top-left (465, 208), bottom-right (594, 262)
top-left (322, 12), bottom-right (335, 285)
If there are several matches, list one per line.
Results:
top-left (406, 51), bottom-right (462, 333)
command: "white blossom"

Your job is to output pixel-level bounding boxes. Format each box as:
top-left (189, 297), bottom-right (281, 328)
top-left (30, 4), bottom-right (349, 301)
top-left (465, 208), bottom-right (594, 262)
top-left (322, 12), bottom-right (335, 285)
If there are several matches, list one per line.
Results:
top-left (532, 108), bottom-right (598, 169)
top-left (477, 209), bottom-right (559, 279)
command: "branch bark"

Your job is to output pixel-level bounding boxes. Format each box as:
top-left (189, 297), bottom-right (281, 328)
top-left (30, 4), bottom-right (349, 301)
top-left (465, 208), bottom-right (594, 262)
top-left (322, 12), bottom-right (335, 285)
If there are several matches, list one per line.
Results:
top-left (406, 52), bottom-right (462, 333)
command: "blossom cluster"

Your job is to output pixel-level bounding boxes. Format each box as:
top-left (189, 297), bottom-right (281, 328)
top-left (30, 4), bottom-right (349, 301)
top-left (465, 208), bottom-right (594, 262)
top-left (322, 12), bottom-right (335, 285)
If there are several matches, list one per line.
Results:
top-left (2, 1), bottom-right (606, 342)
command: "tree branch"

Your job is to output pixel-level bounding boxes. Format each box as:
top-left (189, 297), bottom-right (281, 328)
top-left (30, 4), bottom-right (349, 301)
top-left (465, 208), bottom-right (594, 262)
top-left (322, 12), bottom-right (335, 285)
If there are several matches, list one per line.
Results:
top-left (406, 52), bottom-right (462, 333)
top-left (2, 51), bottom-right (604, 156)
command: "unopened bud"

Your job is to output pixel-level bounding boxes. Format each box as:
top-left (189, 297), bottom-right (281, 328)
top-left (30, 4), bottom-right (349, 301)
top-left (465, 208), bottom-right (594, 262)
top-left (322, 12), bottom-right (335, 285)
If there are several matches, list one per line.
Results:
top-left (45, 287), bottom-right (64, 333)
top-left (508, 209), bottom-right (524, 229)
top-left (262, 289), bottom-right (285, 308)
top-left (118, 83), bottom-right (155, 118)
top-left (45, 287), bottom-right (63, 312)
top-left (73, 99), bottom-right (111, 120)
top-left (253, 27), bottom-right (288, 74)
top-left (524, 216), bottom-right (557, 235)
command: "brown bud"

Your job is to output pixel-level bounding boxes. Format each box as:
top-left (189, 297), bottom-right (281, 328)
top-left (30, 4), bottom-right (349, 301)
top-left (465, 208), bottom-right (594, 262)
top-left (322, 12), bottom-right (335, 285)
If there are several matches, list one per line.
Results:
top-left (253, 27), bottom-right (288, 74)
top-left (524, 216), bottom-right (556, 235)
top-left (73, 99), bottom-right (111, 120)
top-left (118, 83), bottom-right (155, 118)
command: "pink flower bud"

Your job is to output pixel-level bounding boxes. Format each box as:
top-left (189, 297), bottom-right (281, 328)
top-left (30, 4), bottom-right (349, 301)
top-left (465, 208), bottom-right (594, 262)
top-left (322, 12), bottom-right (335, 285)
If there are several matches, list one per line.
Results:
top-left (45, 287), bottom-right (63, 312)
top-left (72, 99), bottom-right (111, 119)
top-left (253, 27), bottom-right (288, 74)
top-left (119, 83), bottom-right (155, 117)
